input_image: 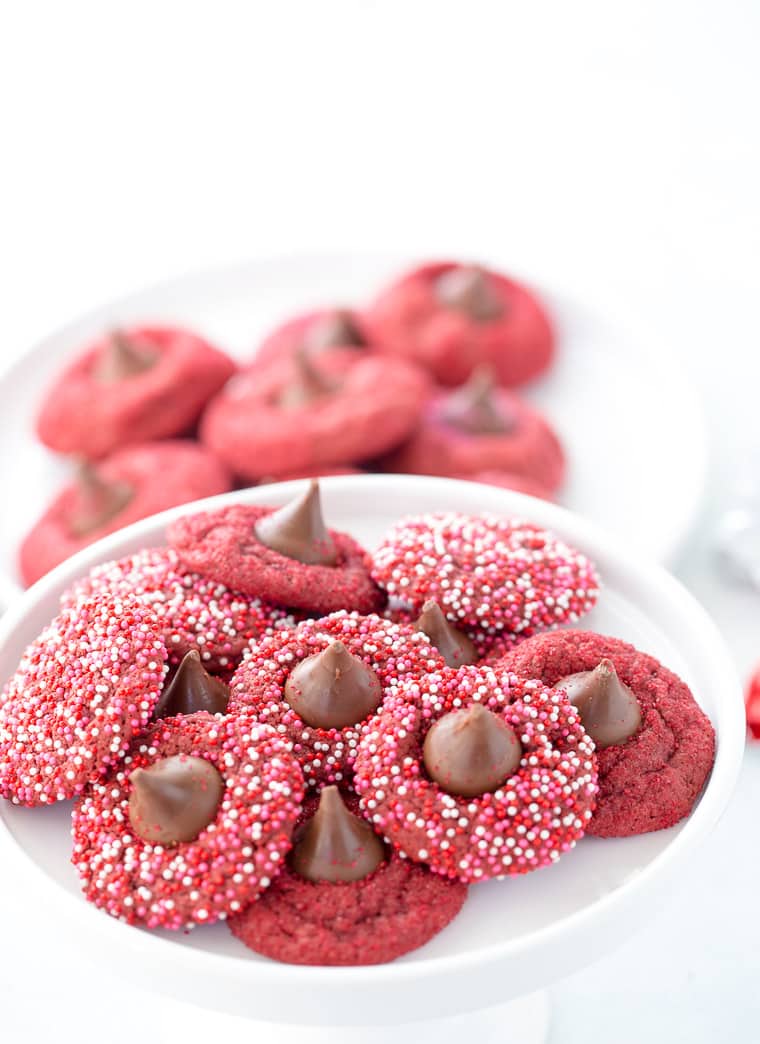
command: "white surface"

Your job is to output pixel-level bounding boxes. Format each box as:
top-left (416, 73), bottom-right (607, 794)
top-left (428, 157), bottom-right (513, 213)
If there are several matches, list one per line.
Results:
top-left (1, 0), bottom-right (758, 1039)
top-left (0, 256), bottom-right (705, 595)
top-left (155, 990), bottom-right (551, 1044)
top-left (0, 476), bottom-right (744, 1028)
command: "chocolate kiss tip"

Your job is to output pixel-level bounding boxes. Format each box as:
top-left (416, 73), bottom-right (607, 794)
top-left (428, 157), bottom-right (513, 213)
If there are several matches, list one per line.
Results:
top-left (414, 600), bottom-right (478, 668)
top-left (305, 309), bottom-right (365, 352)
top-left (435, 264), bottom-right (503, 321)
top-left (423, 703), bottom-right (522, 798)
top-left (279, 344), bottom-right (339, 409)
top-left (128, 755), bottom-right (224, 846)
top-left (154, 649), bottom-right (230, 720)
top-left (254, 481), bottom-right (338, 566)
top-left (442, 364), bottom-right (513, 435)
top-left (94, 328), bottom-right (156, 383)
top-left (558, 659), bottom-right (642, 749)
top-left (68, 462), bottom-right (133, 537)
top-left (290, 785), bottom-right (385, 883)
top-left (283, 640), bottom-right (382, 730)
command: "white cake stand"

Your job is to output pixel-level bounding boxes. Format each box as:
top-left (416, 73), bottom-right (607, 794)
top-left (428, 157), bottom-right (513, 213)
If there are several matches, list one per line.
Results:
top-left (0, 477), bottom-right (744, 1044)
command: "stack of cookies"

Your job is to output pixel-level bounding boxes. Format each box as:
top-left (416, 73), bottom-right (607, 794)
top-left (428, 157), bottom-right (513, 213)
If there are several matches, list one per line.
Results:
top-left (23, 260), bottom-right (564, 585)
top-left (0, 483), bottom-right (716, 965)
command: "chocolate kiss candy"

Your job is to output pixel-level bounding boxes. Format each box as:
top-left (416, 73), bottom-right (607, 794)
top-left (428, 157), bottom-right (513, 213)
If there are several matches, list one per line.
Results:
top-left (279, 345), bottom-right (341, 409)
top-left (154, 650), bottom-right (230, 720)
top-left (423, 703), bottom-right (522, 798)
top-left (414, 599), bottom-right (477, 668)
top-left (68, 462), bottom-right (134, 537)
top-left (93, 329), bottom-right (157, 383)
top-left (284, 640), bottom-right (382, 730)
top-left (441, 366), bottom-right (516, 435)
top-left (557, 659), bottom-right (642, 749)
top-left (304, 309), bottom-right (366, 352)
top-left (290, 785), bottom-right (385, 882)
top-left (128, 755), bottom-right (224, 845)
top-left (254, 480), bottom-right (338, 565)
top-left (435, 265), bottom-right (504, 321)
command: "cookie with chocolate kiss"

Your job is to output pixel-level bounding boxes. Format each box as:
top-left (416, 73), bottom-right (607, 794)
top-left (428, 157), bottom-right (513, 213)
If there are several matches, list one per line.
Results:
top-left (228, 609), bottom-right (446, 787)
top-left (354, 664), bottom-right (597, 882)
top-left (383, 367), bottom-right (565, 496)
top-left (228, 787), bottom-right (468, 965)
top-left (168, 481), bottom-right (385, 614)
top-left (37, 324), bottom-right (235, 458)
top-left (363, 260), bottom-right (555, 387)
top-left (500, 629), bottom-right (716, 837)
top-left (19, 441), bottom-right (232, 586)
top-left (200, 346), bottom-right (428, 481)
top-left (72, 712), bottom-right (304, 930)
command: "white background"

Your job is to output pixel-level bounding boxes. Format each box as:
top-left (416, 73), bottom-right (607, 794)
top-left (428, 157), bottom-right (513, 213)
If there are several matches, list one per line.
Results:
top-left (1, 1), bottom-right (759, 1040)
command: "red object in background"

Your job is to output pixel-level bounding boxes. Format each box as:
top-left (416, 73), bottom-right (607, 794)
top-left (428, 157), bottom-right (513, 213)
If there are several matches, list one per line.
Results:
top-left (745, 667), bottom-right (760, 738)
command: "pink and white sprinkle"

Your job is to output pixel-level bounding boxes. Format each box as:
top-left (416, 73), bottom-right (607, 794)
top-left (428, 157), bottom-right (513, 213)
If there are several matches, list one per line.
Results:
top-left (371, 512), bottom-right (599, 634)
top-left (61, 546), bottom-right (292, 672)
top-left (0, 592), bottom-right (167, 806)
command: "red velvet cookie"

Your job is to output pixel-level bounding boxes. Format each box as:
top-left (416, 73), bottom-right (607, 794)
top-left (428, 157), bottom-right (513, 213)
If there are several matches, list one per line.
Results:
top-left (229, 789), bottom-right (467, 965)
top-left (60, 546), bottom-right (292, 673)
top-left (353, 666), bottom-right (597, 881)
top-left (500, 630), bottom-right (716, 836)
top-left (19, 441), bottom-right (233, 587)
top-left (363, 261), bottom-right (554, 387)
top-left (371, 512), bottom-right (599, 636)
top-left (200, 347), bottom-right (429, 480)
top-left (71, 713), bottom-right (304, 930)
top-left (228, 611), bottom-right (445, 787)
top-left (383, 370), bottom-right (565, 496)
top-left (0, 592), bottom-right (167, 806)
top-left (168, 487), bottom-right (384, 614)
top-left (254, 309), bottom-right (372, 368)
top-left (37, 325), bottom-right (236, 459)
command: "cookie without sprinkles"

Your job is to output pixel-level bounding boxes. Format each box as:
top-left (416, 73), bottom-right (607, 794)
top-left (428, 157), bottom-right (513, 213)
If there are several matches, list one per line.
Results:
top-left (167, 500), bottom-right (385, 614)
top-left (371, 512), bottom-right (599, 634)
top-left (229, 790), bottom-right (467, 966)
top-left (501, 629), bottom-right (716, 837)
top-left (71, 713), bottom-right (304, 930)
top-left (0, 593), bottom-right (167, 806)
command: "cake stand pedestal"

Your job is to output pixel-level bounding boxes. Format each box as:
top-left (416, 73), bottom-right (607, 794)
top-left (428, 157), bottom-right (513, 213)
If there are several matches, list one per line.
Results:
top-left (157, 991), bottom-right (551, 1044)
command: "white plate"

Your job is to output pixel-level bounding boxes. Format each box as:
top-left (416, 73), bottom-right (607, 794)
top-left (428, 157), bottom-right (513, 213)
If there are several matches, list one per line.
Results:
top-left (0, 476), bottom-right (742, 1028)
top-left (0, 254), bottom-right (705, 600)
